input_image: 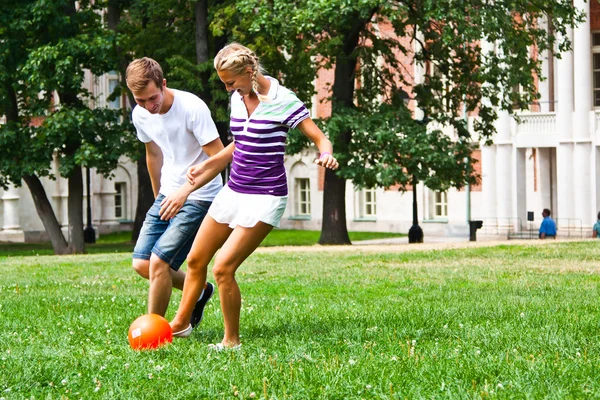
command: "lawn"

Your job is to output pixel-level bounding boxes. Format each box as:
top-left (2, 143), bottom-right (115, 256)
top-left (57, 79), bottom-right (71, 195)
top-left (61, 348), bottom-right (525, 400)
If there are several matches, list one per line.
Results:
top-left (1, 241), bottom-right (600, 398)
top-left (0, 229), bottom-right (405, 258)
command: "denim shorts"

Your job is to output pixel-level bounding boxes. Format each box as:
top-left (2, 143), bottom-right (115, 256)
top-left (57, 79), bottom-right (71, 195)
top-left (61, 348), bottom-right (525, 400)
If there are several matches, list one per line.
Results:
top-left (133, 194), bottom-right (212, 270)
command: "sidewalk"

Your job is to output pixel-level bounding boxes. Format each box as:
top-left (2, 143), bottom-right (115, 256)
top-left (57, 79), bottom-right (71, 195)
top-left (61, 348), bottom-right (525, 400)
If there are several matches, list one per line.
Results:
top-left (256, 235), bottom-right (589, 254)
top-left (352, 235), bottom-right (471, 245)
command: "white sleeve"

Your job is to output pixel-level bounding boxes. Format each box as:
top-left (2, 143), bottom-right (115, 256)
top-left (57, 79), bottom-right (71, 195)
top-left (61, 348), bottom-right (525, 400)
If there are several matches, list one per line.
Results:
top-left (187, 99), bottom-right (219, 145)
top-left (132, 107), bottom-right (152, 143)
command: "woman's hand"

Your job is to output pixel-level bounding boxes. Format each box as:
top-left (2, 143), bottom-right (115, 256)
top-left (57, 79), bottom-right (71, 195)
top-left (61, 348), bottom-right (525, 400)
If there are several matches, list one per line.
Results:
top-left (315, 152), bottom-right (339, 170)
top-left (187, 162), bottom-right (206, 186)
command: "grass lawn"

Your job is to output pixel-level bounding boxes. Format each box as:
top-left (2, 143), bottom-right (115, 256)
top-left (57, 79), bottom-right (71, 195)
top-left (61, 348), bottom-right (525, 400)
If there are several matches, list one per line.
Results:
top-left (0, 229), bottom-right (405, 258)
top-left (1, 241), bottom-right (600, 398)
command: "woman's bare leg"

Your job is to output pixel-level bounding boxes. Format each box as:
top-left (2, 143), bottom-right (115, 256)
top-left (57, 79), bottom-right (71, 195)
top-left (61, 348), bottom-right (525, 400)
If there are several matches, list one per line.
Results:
top-left (212, 222), bottom-right (273, 347)
top-left (170, 216), bottom-right (232, 332)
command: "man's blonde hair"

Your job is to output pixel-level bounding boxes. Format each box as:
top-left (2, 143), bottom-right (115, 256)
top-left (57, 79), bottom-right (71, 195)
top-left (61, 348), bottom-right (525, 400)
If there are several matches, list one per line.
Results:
top-left (126, 57), bottom-right (163, 92)
top-left (214, 43), bottom-right (266, 97)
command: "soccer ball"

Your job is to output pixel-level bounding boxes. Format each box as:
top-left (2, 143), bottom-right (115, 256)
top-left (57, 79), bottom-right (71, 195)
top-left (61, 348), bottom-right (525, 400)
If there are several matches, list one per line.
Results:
top-left (128, 314), bottom-right (173, 350)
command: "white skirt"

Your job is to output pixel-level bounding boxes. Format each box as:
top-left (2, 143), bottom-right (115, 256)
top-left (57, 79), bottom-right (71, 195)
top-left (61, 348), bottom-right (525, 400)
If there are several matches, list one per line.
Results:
top-left (208, 184), bottom-right (288, 229)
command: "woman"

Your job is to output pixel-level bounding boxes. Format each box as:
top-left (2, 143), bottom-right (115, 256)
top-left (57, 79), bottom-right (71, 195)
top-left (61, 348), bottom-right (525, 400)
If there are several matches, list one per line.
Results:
top-left (169, 43), bottom-right (339, 349)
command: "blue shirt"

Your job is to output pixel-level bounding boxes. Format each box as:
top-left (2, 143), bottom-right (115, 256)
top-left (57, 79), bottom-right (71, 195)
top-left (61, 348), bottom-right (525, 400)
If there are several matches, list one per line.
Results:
top-left (593, 221), bottom-right (600, 238)
top-left (539, 217), bottom-right (557, 237)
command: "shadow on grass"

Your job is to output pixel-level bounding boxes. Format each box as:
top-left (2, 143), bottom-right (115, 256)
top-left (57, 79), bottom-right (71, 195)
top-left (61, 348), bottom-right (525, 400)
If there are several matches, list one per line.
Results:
top-left (0, 229), bottom-right (406, 258)
top-left (0, 240), bottom-right (135, 258)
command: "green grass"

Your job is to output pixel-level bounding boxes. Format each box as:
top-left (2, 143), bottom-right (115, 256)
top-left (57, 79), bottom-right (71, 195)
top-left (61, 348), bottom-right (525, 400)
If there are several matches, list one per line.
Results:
top-left (1, 241), bottom-right (600, 398)
top-left (261, 229), bottom-right (405, 247)
top-left (0, 230), bottom-right (404, 258)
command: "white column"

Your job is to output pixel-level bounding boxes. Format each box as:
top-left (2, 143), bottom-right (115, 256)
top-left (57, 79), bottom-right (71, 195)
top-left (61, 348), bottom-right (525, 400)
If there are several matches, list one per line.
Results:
top-left (573, 0), bottom-right (592, 139)
top-left (0, 184), bottom-right (25, 242)
top-left (572, 0), bottom-right (593, 227)
top-left (481, 145), bottom-right (497, 221)
top-left (556, 145), bottom-right (574, 225)
top-left (538, 148), bottom-right (552, 210)
top-left (555, 26), bottom-right (574, 224)
top-left (574, 144), bottom-right (593, 226)
top-left (2, 185), bottom-right (21, 230)
top-left (513, 148), bottom-right (527, 231)
top-left (98, 173), bottom-right (119, 233)
top-left (537, 16), bottom-right (551, 113)
top-left (595, 147), bottom-right (600, 217)
top-left (495, 107), bottom-right (513, 230)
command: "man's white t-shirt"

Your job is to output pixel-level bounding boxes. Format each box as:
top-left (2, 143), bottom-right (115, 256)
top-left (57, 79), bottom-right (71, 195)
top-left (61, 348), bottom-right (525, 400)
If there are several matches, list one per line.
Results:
top-left (132, 89), bottom-right (222, 201)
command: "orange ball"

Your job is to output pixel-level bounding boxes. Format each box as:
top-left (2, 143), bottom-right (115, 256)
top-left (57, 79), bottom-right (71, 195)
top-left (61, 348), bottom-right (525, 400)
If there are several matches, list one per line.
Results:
top-left (128, 314), bottom-right (173, 350)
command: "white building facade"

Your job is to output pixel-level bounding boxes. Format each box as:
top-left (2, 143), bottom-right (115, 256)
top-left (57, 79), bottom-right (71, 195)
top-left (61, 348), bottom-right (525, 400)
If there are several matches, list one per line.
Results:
top-left (1, 3), bottom-right (599, 242)
top-left (0, 70), bottom-right (138, 242)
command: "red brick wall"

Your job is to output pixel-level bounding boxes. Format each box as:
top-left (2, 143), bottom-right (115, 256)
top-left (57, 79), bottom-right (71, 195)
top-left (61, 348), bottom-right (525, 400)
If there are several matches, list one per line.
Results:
top-left (470, 149), bottom-right (482, 192)
top-left (315, 64), bottom-right (334, 119)
top-left (30, 116), bottom-right (45, 127)
top-left (313, 19), bottom-right (415, 118)
top-left (591, 1), bottom-right (600, 30)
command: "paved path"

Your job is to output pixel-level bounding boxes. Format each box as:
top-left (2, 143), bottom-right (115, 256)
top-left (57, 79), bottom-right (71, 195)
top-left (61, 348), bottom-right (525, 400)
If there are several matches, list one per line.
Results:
top-left (256, 236), bottom-right (591, 254)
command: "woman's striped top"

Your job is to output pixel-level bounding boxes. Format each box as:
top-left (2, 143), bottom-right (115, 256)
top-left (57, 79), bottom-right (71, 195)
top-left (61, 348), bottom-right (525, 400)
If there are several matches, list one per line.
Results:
top-left (228, 77), bottom-right (310, 196)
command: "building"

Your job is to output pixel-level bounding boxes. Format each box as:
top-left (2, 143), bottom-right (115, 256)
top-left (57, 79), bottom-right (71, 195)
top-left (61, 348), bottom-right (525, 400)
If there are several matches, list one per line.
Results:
top-left (0, 70), bottom-right (138, 243)
top-left (1, 1), bottom-right (598, 242)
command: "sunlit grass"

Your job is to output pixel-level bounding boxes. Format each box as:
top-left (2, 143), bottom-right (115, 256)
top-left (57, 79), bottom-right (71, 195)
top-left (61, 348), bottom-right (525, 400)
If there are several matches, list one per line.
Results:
top-left (1, 241), bottom-right (600, 398)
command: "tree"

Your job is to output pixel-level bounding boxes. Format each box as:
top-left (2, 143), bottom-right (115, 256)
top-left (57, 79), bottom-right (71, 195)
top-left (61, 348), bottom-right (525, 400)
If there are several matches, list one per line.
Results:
top-left (221, 0), bottom-right (583, 244)
top-left (113, 0), bottom-right (234, 240)
top-left (0, 0), bottom-right (135, 254)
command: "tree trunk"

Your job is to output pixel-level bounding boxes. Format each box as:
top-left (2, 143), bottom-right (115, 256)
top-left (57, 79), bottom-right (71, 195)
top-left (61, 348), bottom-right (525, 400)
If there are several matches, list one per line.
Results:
top-left (67, 166), bottom-right (86, 253)
top-left (319, 14), bottom-right (373, 245)
top-left (132, 146), bottom-right (154, 241)
top-left (318, 168), bottom-right (350, 244)
top-left (22, 175), bottom-right (70, 254)
top-left (4, 83), bottom-right (19, 122)
top-left (105, 1), bottom-right (153, 241)
top-left (195, 0), bottom-right (209, 64)
top-left (6, 66), bottom-right (70, 254)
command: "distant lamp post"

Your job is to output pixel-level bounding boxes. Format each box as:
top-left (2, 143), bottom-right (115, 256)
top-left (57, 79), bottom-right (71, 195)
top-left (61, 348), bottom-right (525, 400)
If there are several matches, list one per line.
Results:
top-left (396, 88), bottom-right (424, 244)
top-left (84, 167), bottom-right (96, 244)
top-left (408, 175), bottom-right (424, 243)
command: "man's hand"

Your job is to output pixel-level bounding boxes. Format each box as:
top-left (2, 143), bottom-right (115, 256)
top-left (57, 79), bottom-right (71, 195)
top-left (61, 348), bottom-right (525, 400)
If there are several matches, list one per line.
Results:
top-left (159, 186), bottom-right (192, 221)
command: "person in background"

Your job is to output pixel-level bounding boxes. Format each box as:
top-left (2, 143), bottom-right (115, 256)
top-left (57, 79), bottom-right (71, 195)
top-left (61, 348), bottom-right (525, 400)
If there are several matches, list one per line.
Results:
top-left (592, 212), bottom-right (600, 238)
top-left (539, 208), bottom-right (557, 239)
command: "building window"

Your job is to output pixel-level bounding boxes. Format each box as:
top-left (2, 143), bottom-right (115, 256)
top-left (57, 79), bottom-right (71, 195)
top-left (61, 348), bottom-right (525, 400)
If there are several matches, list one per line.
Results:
top-left (115, 182), bottom-right (126, 219)
top-left (360, 188), bottom-right (377, 218)
top-left (107, 71), bottom-right (121, 110)
top-left (433, 191), bottom-right (448, 218)
top-left (593, 33), bottom-right (600, 107)
top-left (295, 178), bottom-right (311, 216)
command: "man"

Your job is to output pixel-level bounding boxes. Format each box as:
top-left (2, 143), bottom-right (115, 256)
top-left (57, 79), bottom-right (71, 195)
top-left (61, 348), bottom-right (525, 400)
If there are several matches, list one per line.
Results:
top-left (592, 212), bottom-right (600, 238)
top-left (126, 57), bottom-right (224, 336)
top-left (539, 208), bottom-right (557, 239)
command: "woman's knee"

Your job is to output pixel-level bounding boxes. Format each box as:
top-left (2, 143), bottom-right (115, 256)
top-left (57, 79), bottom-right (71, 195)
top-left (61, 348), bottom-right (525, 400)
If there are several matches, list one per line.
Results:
top-left (212, 260), bottom-right (236, 284)
top-left (186, 252), bottom-right (209, 273)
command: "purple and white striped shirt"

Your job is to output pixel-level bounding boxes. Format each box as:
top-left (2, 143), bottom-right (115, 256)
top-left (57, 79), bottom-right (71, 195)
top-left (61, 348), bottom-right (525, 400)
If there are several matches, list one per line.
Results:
top-left (228, 77), bottom-right (310, 196)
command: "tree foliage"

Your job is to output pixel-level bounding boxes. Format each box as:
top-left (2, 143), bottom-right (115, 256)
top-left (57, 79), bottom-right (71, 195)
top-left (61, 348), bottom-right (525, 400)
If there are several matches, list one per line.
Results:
top-left (221, 0), bottom-right (583, 243)
top-left (0, 0), bottom-right (136, 253)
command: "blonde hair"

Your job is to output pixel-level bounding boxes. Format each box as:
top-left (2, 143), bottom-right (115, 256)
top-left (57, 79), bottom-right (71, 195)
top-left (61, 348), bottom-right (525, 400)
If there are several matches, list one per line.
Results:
top-left (126, 57), bottom-right (163, 92)
top-left (214, 43), bottom-right (267, 100)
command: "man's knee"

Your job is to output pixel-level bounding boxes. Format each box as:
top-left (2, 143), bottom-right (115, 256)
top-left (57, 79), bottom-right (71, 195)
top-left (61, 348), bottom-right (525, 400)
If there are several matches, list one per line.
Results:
top-left (149, 255), bottom-right (172, 280)
top-left (132, 259), bottom-right (150, 279)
